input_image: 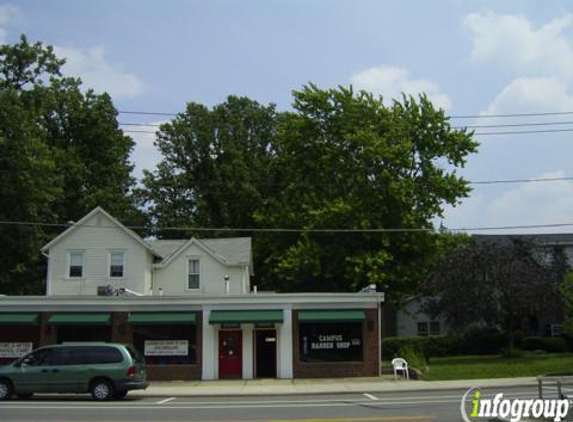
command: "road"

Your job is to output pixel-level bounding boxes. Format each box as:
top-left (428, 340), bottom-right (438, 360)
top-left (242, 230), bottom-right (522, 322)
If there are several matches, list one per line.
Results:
top-left (0, 385), bottom-right (550, 422)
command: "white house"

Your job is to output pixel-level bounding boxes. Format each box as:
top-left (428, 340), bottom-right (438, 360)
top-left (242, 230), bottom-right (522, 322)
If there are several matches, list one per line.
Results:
top-left (41, 207), bottom-right (253, 297)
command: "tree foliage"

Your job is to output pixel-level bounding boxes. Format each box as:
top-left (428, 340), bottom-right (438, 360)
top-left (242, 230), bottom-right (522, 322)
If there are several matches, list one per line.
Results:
top-left (424, 237), bottom-right (568, 335)
top-left (142, 85), bottom-right (478, 296)
top-left (0, 35), bottom-right (140, 294)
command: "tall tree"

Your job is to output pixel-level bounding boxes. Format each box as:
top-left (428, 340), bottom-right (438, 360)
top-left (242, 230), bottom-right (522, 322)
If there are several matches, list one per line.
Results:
top-left (424, 237), bottom-right (568, 336)
top-left (257, 85), bottom-right (478, 294)
top-left (140, 96), bottom-right (279, 237)
top-left (0, 35), bottom-right (141, 294)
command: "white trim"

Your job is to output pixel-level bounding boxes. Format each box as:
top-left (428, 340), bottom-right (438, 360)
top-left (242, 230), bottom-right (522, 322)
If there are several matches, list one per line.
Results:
top-left (157, 237), bottom-right (229, 268)
top-left (41, 207), bottom-right (161, 258)
top-left (108, 250), bottom-right (126, 279)
top-left (186, 257), bottom-right (201, 291)
top-left (66, 250), bottom-right (85, 280)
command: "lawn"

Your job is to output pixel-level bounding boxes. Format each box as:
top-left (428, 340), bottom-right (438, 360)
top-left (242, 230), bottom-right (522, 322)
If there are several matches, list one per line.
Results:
top-left (419, 353), bottom-right (573, 381)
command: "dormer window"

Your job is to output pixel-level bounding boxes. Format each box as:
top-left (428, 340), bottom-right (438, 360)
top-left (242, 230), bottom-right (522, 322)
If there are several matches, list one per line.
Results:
top-left (68, 252), bottom-right (84, 278)
top-left (188, 259), bottom-right (200, 290)
top-left (110, 251), bottom-right (125, 278)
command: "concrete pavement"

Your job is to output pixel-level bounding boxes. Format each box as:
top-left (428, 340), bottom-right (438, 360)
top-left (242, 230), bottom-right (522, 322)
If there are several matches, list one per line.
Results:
top-left (130, 376), bottom-right (539, 397)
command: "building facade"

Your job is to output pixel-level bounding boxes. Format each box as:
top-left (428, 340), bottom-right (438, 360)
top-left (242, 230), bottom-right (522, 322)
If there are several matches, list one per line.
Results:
top-left (0, 207), bottom-right (384, 380)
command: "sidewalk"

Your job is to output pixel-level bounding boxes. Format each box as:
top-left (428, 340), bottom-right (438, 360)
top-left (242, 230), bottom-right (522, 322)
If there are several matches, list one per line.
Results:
top-left (130, 376), bottom-right (539, 397)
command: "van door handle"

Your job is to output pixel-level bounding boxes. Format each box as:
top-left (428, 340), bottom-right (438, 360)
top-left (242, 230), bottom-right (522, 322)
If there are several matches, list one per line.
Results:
top-left (52, 369), bottom-right (59, 373)
top-left (41, 369), bottom-right (49, 373)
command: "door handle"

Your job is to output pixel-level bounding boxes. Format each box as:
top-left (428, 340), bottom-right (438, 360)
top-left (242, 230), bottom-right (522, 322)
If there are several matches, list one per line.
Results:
top-left (41, 369), bottom-right (49, 373)
top-left (52, 369), bottom-right (59, 373)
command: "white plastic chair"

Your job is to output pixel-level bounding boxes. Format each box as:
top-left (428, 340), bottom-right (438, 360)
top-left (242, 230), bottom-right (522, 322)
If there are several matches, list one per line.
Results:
top-left (391, 357), bottom-right (409, 380)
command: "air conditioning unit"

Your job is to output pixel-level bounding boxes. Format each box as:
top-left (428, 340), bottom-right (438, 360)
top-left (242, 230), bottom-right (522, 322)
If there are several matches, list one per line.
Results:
top-left (97, 285), bottom-right (116, 296)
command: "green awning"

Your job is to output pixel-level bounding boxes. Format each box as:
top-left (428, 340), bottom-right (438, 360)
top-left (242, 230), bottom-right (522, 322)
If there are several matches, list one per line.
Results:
top-left (298, 310), bottom-right (365, 323)
top-left (127, 312), bottom-right (196, 325)
top-left (0, 313), bottom-right (39, 326)
top-left (209, 310), bottom-right (283, 324)
top-left (48, 313), bottom-right (111, 326)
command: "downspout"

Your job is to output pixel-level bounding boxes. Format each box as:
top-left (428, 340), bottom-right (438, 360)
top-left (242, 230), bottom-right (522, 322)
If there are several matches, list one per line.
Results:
top-left (42, 251), bottom-right (51, 296)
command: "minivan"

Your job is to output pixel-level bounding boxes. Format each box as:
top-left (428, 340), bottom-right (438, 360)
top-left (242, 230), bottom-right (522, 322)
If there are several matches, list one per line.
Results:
top-left (0, 343), bottom-right (148, 400)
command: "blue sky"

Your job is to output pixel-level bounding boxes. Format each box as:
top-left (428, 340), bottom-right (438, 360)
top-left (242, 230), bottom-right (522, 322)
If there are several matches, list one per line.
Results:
top-left (4, 1), bottom-right (573, 233)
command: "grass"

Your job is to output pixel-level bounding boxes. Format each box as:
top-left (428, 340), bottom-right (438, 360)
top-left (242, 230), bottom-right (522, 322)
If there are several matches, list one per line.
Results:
top-left (418, 353), bottom-right (573, 381)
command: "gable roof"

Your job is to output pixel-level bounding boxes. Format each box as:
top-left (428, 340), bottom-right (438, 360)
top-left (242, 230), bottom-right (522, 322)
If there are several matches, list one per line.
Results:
top-left (149, 237), bottom-right (253, 273)
top-left (41, 207), bottom-right (161, 257)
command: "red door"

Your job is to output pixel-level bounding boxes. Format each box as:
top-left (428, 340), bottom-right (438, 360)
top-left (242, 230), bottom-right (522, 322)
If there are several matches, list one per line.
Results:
top-left (219, 330), bottom-right (242, 379)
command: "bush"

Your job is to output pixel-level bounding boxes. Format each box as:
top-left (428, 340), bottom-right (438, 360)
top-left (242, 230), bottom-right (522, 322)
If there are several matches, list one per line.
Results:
top-left (459, 328), bottom-right (507, 355)
top-left (522, 337), bottom-right (568, 353)
top-left (397, 344), bottom-right (427, 373)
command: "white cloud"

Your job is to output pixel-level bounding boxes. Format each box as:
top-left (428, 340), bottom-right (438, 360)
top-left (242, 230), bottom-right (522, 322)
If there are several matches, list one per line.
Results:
top-left (0, 4), bottom-right (19, 44)
top-left (444, 171), bottom-right (573, 234)
top-left (464, 12), bottom-right (573, 82)
top-left (54, 45), bottom-right (144, 99)
top-left (483, 77), bottom-right (573, 115)
top-left (128, 121), bottom-right (165, 180)
top-left (350, 65), bottom-right (451, 110)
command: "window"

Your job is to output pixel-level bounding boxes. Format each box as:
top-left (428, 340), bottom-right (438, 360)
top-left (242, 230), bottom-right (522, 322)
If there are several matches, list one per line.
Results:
top-left (430, 321), bottom-right (441, 336)
top-left (299, 322), bottom-right (363, 363)
top-left (68, 252), bottom-right (84, 278)
top-left (133, 325), bottom-right (196, 365)
top-left (109, 252), bottom-right (124, 278)
top-left (417, 322), bottom-right (429, 336)
top-left (188, 259), bottom-right (200, 289)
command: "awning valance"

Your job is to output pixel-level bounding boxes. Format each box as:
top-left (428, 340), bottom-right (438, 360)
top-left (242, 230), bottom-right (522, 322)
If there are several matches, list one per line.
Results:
top-left (127, 312), bottom-right (196, 325)
top-left (0, 313), bottom-right (39, 326)
top-left (298, 310), bottom-right (365, 323)
top-left (209, 310), bottom-right (283, 324)
top-left (47, 313), bottom-right (111, 326)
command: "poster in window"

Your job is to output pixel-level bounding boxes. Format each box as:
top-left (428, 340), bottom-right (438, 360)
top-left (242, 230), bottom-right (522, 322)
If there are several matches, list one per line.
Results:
top-left (144, 340), bottom-right (188, 356)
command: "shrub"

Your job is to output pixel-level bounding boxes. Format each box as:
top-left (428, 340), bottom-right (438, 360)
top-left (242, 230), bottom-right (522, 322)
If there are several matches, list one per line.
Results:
top-left (397, 344), bottom-right (428, 373)
top-left (459, 327), bottom-right (507, 355)
top-left (522, 337), bottom-right (567, 353)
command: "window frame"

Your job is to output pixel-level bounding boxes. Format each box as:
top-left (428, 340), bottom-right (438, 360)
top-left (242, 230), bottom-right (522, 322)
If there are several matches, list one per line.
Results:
top-left (187, 257), bottom-right (200, 291)
top-left (108, 250), bottom-right (126, 279)
top-left (429, 321), bottom-right (441, 336)
top-left (417, 321), bottom-right (429, 337)
top-left (67, 251), bottom-right (85, 279)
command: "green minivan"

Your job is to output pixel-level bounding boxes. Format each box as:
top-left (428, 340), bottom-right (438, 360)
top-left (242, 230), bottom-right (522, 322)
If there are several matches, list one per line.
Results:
top-left (0, 343), bottom-right (148, 400)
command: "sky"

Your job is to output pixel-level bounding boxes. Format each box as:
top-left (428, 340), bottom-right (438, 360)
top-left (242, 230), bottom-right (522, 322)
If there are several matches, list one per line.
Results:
top-left (4, 0), bottom-right (573, 234)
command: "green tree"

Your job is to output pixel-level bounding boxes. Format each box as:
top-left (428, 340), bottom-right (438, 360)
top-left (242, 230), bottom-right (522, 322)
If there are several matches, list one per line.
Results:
top-left (0, 35), bottom-right (141, 294)
top-left (257, 85), bottom-right (478, 294)
top-left (560, 270), bottom-right (573, 334)
top-left (425, 238), bottom-right (567, 338)
top-left (140, 96), bottom-right (279, 237)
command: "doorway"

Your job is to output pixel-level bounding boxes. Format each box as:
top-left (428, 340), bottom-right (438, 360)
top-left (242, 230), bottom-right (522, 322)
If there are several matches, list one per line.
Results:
top-left (255, 329), bottom-right (277, 378)
top-left (218, 330), bottom-right (242, 379)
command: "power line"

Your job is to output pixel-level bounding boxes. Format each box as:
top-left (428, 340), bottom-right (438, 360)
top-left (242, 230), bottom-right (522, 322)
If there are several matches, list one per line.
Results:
top-left (473, 128), bottom-right (573, 136)
top-left (1, 219), bottom-right (573, 233)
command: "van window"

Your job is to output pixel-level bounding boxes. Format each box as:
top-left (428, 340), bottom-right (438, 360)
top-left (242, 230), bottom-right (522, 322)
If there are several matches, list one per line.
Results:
top-left (70, 346), bottom-right (123, 364)
top-left (51, 347), bottom-right (75, 365)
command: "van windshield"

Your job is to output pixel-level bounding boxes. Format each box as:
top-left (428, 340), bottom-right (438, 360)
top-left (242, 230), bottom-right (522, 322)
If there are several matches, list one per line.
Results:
top-left (126, 345), bottom-right (144, 364)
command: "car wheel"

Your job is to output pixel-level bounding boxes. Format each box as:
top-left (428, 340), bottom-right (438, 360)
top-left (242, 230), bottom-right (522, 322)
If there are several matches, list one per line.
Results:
top-left (0, 379), bottom-right (13, 400)
top-left (17, 393), bottom-right (33, 400)
top-left (90, 379), bottom-right (114, 401)
top-left (114, 390), bottom-right (128, 400)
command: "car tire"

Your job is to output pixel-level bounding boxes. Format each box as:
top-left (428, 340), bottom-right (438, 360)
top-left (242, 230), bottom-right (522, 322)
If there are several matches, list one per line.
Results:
top-left (90, 379), bottom-right (114, 401)
top-left (17, 393), bottom-right (33, 400)
top-left (114, 390), bottom-right (128, 400)
top-left (0, 379), bottom-right (13, 401)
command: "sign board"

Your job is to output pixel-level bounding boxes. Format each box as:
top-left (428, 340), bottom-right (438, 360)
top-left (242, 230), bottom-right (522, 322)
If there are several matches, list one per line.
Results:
top-left (144, 340), bottom-right (188, 356)
top-left (0, 342), bottom-right (33, 358)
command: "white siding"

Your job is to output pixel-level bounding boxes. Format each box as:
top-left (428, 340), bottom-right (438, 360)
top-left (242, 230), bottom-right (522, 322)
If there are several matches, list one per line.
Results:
top-left (153, 242), bottom-right (246, 295)
top-left (396, 298), bottom-right (450, 337)
top-left (47, 212), bottom-right (152, 296)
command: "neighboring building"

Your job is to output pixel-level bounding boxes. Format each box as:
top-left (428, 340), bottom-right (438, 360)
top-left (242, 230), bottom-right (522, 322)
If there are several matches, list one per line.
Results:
top-left (0, 207), bottom-right (384, 381)
top-left (395, 234), bottom-right (572, 337)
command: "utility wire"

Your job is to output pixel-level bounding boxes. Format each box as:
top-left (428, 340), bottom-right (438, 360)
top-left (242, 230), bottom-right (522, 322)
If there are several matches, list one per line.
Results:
top-left (2, 219), bottom-right (573, 233)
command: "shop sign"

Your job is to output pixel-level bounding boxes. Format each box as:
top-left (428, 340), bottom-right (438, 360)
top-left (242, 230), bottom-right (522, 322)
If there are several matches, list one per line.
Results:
top-left (306, 334), bottom-right (361, 350)
top-left (144, 340), bottom-right (188, 356)
top-left (0, 342), bottom-right (33, 358)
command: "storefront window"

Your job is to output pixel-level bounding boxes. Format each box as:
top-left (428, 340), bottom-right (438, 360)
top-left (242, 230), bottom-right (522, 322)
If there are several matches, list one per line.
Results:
top-left (57, 326), bottom-right (112, 343)
top-left (299, 322), bottom-right (363, 362)
top-left (133, 325), bottom-right (196, 365)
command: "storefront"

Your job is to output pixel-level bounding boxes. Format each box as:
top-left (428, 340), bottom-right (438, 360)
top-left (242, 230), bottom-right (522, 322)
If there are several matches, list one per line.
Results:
top-left (0, 293), bottom-right (383, 380)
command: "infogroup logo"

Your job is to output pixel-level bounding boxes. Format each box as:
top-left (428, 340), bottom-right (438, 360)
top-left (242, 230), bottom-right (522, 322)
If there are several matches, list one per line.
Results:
top-left (460, 387), bottom-right (569, 422)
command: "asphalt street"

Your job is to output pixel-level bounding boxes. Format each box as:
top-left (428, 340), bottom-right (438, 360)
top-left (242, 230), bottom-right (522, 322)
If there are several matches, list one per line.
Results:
top-left (0, 385), bottom-right (552, 422)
